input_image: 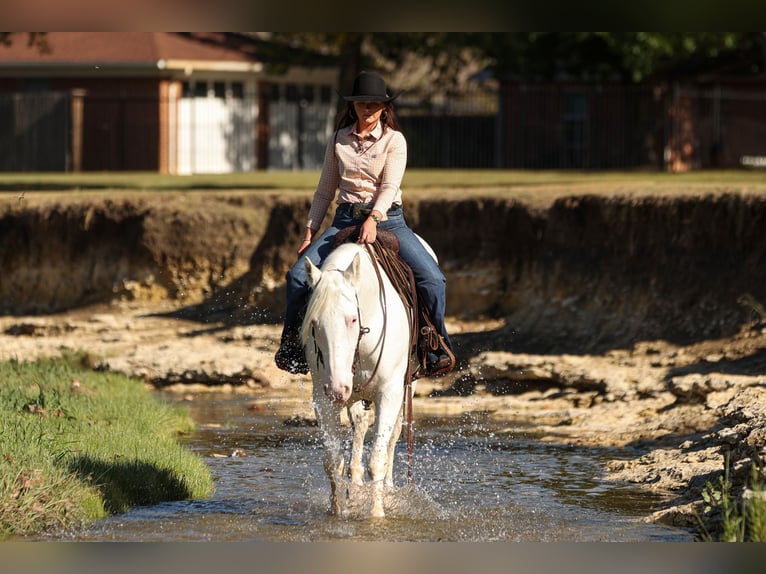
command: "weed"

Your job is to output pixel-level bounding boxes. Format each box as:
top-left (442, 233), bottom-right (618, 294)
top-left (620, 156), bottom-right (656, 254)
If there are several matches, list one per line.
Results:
top-left (697, 451), bottom-right (766, 542)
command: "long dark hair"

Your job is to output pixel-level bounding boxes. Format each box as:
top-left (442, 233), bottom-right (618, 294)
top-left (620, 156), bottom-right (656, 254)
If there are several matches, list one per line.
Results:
top-left (336, 101), bottom-right (400, 132)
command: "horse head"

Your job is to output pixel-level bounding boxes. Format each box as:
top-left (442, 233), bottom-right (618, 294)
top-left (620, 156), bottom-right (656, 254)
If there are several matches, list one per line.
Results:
top-left (303, 252), bottom-right (363, 404)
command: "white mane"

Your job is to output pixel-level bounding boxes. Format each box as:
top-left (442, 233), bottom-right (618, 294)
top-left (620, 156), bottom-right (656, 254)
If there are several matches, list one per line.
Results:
top-left (300, 243), bottom-right (367, 347)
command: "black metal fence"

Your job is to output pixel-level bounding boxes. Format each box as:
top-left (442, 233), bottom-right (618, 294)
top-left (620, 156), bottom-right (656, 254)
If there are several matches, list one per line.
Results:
top-left (0, 92), bottom-right (70, 171)
top-left (498, 84), bottom-right (668, 170)
top-left (397, 88), bottom-right (499, 168)
top-left (2, 84), bottom-right (766, 172)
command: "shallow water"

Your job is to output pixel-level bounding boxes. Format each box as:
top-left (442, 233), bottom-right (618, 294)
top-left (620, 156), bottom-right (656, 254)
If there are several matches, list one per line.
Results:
top-left (65, 392), bottom-right (694, 542)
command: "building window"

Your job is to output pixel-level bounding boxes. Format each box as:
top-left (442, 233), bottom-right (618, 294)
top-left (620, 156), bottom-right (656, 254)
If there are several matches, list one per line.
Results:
top-left (320, 85), bottom-right (332, 103)
top-left (285, 84), bottom-right (299, 102)
top-left (183, 80), bottom-right (248, 99)
top-left (301, 85), bottom-right (315, 103)
top-left (194, 81), bottom-right (208, 98)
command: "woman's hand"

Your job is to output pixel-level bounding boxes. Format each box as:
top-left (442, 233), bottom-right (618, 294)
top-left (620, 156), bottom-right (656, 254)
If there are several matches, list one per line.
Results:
top-left (297, 233), bottom-right (313, 256)
top-left (358, 213), bottom-right (380, 244)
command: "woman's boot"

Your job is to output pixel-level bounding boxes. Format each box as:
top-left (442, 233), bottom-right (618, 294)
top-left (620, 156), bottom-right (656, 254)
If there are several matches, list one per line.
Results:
top-left (274, 329), bottom-right (309, 374)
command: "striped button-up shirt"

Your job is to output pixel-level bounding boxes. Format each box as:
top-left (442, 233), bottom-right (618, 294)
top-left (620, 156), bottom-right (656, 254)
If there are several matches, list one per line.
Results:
top-left (306, 121), bottom-right (406, 230)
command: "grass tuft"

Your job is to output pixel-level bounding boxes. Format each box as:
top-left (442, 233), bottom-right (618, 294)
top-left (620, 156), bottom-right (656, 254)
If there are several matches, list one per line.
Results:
top-left (697, 452), bottom-right (766, 542)
top-left (0, 353), bottom-right (213, 537)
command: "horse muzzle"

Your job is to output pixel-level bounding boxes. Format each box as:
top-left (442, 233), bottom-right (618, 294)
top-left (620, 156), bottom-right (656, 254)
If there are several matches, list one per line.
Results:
top-left (324, 381), bottom-right (352, 404)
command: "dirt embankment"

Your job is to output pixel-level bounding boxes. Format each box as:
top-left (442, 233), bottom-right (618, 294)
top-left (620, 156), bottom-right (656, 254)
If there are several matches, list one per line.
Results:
top-left (2, 190), bottom-right (766, 537)
top-left (3, 192), bottom-right (765, 346)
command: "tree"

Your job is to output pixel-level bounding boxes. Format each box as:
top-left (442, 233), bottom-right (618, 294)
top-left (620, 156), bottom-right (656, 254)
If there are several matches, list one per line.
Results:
top-left (262, 33), bottom-right (766, 97)
top-left (268, 32), bottom-right (492, 103)
top-left (474, 32), bottom-right (765, 83)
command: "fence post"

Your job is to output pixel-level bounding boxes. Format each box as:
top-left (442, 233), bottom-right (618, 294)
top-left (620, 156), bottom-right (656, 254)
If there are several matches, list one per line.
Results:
top-left (256, 80), bottom-right (270, 170)
top-left (70, 89), bottom-right (86, 172)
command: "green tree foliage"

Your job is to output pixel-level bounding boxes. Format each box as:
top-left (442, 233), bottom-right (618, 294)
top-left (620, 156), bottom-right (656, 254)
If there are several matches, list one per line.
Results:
top-left (474, 32), bottom-right (765, 82)
top-left (270, 32), bottom-right (766, 88)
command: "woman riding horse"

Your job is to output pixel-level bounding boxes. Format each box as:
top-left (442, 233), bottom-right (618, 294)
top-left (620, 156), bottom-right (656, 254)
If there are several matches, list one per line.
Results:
top-left (274, 71), bottom-right (455, 378)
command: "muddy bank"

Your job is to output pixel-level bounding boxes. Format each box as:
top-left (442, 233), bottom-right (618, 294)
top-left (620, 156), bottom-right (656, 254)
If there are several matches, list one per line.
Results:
top-left (2, 189), bottom-right (766, 538)
top-left (3, 191), bottom-right (765, 349)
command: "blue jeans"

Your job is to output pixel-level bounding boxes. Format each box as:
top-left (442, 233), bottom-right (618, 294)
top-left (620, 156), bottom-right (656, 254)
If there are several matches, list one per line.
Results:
top-left (281, 203), bottom-right (452, 355)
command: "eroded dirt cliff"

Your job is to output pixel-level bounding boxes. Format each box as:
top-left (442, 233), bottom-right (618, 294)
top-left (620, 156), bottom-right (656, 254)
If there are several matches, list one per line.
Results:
top-left (4, 191), bottom-right (766, 351)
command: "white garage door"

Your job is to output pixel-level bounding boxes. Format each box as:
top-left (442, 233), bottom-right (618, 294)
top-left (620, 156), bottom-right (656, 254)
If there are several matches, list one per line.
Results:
top-left (176, 80), bottom-right (256, 174)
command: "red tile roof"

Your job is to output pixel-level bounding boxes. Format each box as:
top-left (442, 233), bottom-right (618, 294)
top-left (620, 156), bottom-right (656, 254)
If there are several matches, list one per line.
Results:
top-left (0, 32), bottom-right (261, 64)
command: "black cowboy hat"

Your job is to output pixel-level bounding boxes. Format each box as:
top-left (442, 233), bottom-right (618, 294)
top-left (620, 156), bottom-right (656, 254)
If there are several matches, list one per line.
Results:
top-left (343, 71), bottom-right (399, 103)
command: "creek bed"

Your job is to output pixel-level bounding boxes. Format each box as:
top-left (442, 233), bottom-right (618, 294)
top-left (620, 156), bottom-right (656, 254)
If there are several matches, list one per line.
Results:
top-left (63, 392), bottom-right (694, 542)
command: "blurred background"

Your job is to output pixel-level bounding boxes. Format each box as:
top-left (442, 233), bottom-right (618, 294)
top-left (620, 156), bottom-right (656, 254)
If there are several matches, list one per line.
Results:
top-left (1, 32), bottom-right (765, 175)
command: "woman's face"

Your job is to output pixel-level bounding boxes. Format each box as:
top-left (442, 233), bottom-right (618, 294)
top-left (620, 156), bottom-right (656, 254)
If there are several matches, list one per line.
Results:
top-left (353, 101), bottom-right (384, 130)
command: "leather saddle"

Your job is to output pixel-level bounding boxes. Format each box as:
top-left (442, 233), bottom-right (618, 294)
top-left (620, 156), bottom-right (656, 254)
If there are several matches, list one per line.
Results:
top-left (333, 225), bottom-right (400, 253)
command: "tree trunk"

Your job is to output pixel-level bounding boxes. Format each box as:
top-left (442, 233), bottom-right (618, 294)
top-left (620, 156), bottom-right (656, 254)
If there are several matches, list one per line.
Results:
top-left (336, 34), bottom-right (364, 121)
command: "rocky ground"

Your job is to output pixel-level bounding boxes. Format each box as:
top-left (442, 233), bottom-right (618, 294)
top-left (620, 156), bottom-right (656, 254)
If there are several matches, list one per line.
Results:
top-left (2, 300), bottom-right (765, 537)
top-left (5, 187), bottom-right (766, 539)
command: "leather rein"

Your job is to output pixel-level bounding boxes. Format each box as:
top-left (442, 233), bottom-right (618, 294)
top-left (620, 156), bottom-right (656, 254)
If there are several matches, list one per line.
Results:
top-left (355, 242), bottom-right (417, 483)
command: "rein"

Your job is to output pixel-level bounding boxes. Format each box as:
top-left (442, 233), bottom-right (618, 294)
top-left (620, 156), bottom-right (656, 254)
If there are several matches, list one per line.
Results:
top-left (352, 243), bottom-right (387, 394)
top-left (360, 242), bottom-right (417, 484)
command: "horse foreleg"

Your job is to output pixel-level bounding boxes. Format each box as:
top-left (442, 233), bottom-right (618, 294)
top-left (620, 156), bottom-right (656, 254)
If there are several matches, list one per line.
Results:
top-left (348, 401), bottom-right (373, 486)
top-left (314, 398), bottom-right (345, 516)
top-left (368, 392), bottom-right (405, 518)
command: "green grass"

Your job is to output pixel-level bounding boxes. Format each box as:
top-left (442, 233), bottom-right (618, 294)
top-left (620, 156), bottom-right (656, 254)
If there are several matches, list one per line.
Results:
top-left (0, 354), bottom-right (214, 538)
top-left (1, 169), bottom-right (766, 193)
top-left (698, 455), bottom-right (766, 542)
top-left (4, 169), bottom-right (766, 213)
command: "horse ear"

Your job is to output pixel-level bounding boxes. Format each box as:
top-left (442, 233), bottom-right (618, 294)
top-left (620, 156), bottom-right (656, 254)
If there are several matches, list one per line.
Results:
top-left (344, 253), bottom-right (361, 283)
top-left (304, 257), bottom-right (322, 289)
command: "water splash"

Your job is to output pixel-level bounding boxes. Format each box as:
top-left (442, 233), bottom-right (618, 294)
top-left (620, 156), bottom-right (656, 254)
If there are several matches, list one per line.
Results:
top-left (55, 393), bottom-right (693, 542)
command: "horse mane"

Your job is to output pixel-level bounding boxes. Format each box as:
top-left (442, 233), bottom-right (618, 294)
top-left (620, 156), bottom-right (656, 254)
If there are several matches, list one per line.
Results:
top-left (300, 243), bottom-right (368, 346)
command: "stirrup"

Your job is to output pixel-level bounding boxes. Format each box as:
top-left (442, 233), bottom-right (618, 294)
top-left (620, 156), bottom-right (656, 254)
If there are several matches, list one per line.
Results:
top-left (425, 352), bottom-right (455, 377)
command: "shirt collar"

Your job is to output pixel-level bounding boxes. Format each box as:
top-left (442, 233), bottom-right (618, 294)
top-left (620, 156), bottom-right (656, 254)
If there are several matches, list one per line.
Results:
top-left (351, 121), bottom-right (383, 141)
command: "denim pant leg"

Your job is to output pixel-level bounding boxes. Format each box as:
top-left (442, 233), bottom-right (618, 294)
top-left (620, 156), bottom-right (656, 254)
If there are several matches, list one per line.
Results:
top-left (282, 208), bottom-right (357, 334)
top-left (380, 211), bottom-right (452, 352)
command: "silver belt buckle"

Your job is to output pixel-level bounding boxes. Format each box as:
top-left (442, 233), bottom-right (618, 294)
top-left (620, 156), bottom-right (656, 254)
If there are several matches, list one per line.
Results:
top-left (352, 203), bottom-right (372, 219)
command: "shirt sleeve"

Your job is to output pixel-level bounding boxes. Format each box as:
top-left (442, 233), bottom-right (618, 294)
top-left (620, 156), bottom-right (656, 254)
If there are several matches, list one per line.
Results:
top-left (372, 130), bottom-right (407, 217)
top-left (306, 134), bottom-right (340, 230)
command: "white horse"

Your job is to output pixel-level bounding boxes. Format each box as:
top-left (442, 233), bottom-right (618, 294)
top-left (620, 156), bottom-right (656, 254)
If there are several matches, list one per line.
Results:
top-left (301, 241), bottom-right (412, 518)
